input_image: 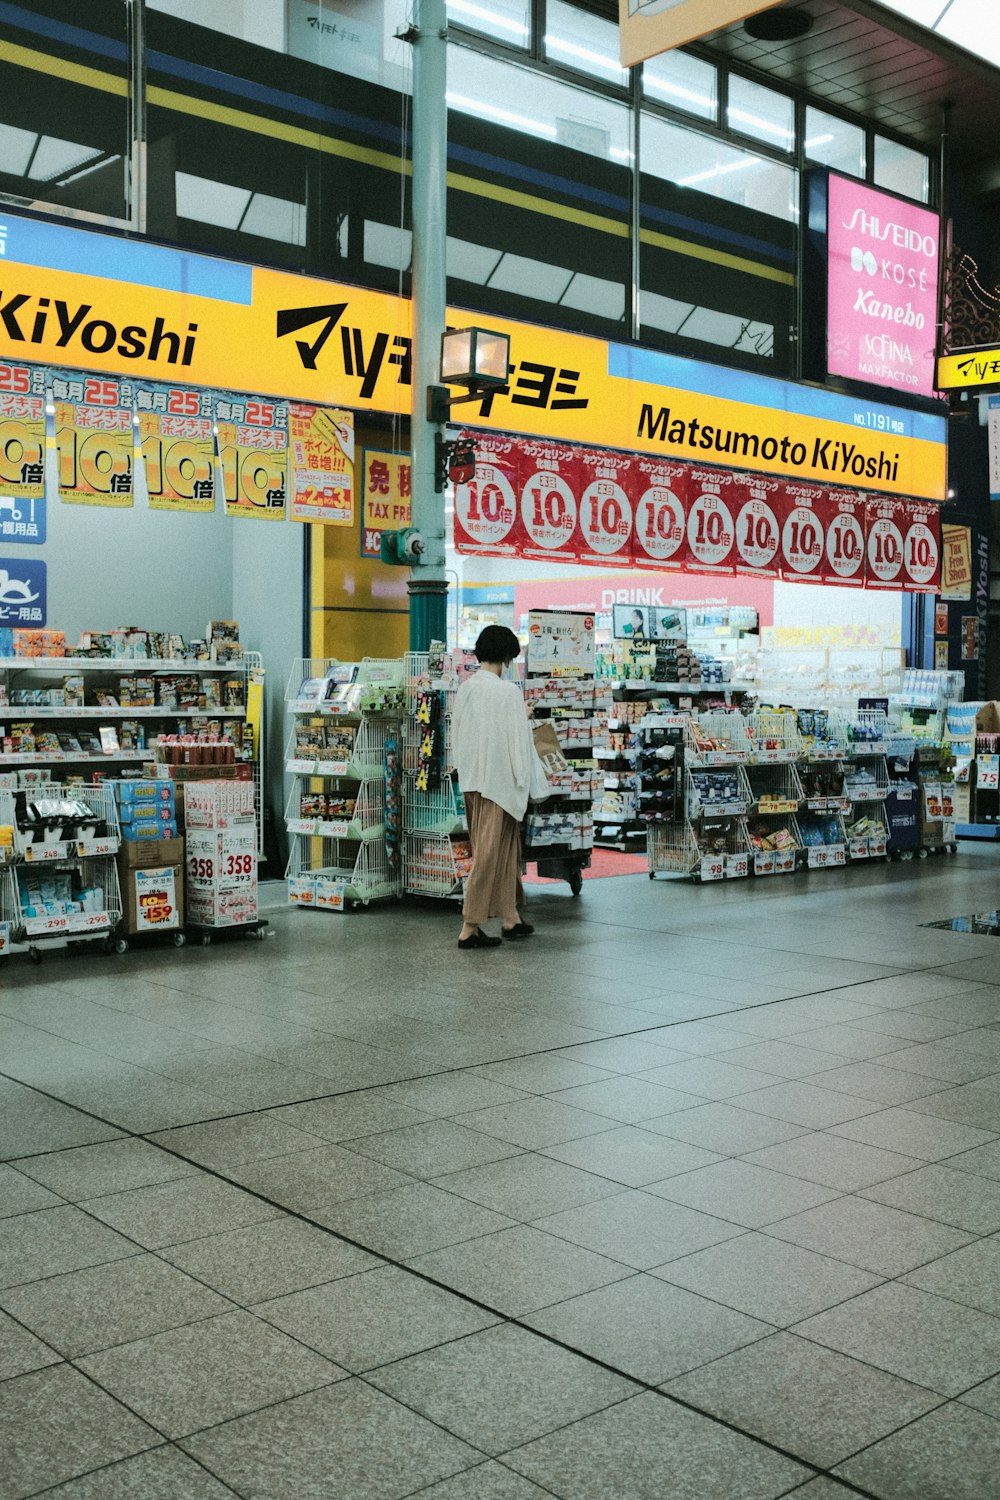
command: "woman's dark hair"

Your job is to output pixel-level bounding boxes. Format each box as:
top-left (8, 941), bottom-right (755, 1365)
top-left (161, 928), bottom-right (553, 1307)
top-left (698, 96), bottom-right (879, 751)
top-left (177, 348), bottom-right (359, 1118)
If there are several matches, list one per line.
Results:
top-left (475, 625), bottom-right (522, 664)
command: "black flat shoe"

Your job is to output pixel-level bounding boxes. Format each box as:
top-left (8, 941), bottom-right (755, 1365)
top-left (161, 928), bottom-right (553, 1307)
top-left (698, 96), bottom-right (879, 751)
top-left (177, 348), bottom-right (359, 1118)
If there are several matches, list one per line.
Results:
top-left (502, 922), bottom-right (535, 940)
top-left (457, 929), bottom-right (502, 949)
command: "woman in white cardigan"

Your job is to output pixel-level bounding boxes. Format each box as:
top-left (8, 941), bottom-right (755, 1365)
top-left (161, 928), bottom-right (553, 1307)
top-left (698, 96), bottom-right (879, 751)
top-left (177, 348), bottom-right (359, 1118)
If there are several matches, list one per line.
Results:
top-left (452, 625), bottom-right (536, 950)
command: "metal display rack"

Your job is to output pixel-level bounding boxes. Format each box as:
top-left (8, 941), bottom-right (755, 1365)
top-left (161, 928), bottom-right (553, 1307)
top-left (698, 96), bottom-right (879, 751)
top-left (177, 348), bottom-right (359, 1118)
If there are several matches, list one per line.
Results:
top-left (0, 782), bottom-right (122, 962)
top-left (402, 651), bottom-right (470, 901)
top-left (0, 651), bottom-right (265, 857)
top-left (283, 658), bottom-right (403, 910)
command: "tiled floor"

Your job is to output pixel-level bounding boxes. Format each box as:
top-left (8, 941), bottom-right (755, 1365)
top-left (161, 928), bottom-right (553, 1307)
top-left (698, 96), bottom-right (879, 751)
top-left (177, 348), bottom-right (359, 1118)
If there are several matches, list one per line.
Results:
top-left (2, 850), bottom-right (1000, 1498)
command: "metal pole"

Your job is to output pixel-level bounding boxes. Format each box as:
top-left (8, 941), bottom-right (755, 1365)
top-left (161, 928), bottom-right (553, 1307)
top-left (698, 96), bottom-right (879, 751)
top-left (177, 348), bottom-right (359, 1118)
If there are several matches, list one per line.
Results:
top-left (408, 0), bottom-right (449, 653)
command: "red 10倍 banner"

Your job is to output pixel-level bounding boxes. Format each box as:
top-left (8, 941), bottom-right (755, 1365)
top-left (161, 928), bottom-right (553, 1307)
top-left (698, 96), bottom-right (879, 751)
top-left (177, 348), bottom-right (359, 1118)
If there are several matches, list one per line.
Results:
top-left (452, 430), bottom-right (941, 592)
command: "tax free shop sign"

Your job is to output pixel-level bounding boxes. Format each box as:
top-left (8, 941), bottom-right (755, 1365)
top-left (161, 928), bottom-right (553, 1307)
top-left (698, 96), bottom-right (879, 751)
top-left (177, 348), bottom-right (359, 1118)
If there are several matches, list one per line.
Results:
top-left (0, 209), bottom-right (946, 502)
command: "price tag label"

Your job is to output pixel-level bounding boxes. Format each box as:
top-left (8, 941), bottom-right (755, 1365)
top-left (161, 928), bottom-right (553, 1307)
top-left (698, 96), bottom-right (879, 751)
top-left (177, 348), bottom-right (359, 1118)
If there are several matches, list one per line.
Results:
top-left (700, 855), bottom-right (725, 882)
top-left (0, 920), bottom-right (10, 955)
top-left (977, 755), bottom-right (999, 790)
top-left (726, 852), bottom-right (749, 879)
top-left (25, 844), bottom-right (67, 862)
top-left (807, 846), bottom-right (829, 868)
top-left (849, 836), bottom-right (869, 859)
top-left (753, 850), bottom-right (775, 875)
top-left (314, 877), bottom-right (346, 910)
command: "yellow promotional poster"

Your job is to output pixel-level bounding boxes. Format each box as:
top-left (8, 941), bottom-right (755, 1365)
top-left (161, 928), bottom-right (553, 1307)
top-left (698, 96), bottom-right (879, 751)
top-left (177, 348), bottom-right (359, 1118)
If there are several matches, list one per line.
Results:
top-left (289, 405), bottom-right (354, 525)
top-left (0, 209), bottom-right (946, 502)
top-left (138, 385), bottom-right (215, 513)
top-left (940, 523), bottom-right (973, 600)
top-left (0, 362), bottom-right (47, 501)
top-left (54, 400), bottom-right (133, 508)
top-left (361, 450), bottom-right (410, 558)
top-left (215, 395), bottom-right (288, 521)
top-left (618, 0), bottom-right (782, 69)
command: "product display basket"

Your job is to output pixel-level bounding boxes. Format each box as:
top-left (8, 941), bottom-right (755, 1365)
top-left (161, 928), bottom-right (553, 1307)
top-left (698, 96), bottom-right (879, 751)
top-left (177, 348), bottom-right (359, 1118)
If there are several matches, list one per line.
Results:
top-left (285, 835), bottom-right (401, 907)
top-left (687, 710), bottom-right (752, 763)
top-left (404, 771), bottom-right (465, 836)
top-left (746, 710), bottom-right (802, 762)
top-left (403, 830), bottom-right (472, 898)
top-left (746, 759), bottom-right (805, 813)
top-left (746, 812), bottom-right (802, 874)
top-left (845, 802), bottom-right (890, 860)
top-left (843, 756), bottom-right (890, 801)
top-left (1, 855), bottom-right (122, 949)
top-left (686, 763), bottom-right (754, 819)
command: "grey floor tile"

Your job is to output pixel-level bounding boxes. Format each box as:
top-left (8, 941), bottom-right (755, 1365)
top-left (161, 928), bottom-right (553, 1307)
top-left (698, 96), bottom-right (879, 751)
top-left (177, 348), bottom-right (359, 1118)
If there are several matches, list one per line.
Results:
top-left (0, 1079), bottom-right (123, 1160)
top-left (860, 1162), bottom-right (1000, 1235)
top-left (34, 1444), bottom-right (241, 1498)
top-left (265, 1092), bottom-right (430, 1140)
top-left (148, 1113), bottom-right (322, 1168)
top-left (835, 1400), bottom-right (1000, 1500)
top-left (0, 1363), bottom-right (158, 1499)
top-left (807, 1060), bottom-right (952, 1106)
top-left (434, 1154), bottom-right (624, 1221)
top-left (714, 1040), bottom-right (848, 1078)
top-left (253, 1263), bottom-right (499, 1370)
top-left (375, 1074), bottom-right (530, 1116)
top-left (368, 1322), bottom-right (637, 1455)
top-left (554, 1036), bottom-right (694, 1073)
top-left (0, 1162), bottom-right (62, 1217)
top-left (652, 1231), bottom-right (880, 1325)
top-left (793, 1282), bottom-right (1000, 1397)
top-left (644, 1101), bottom-right (808, 1154)
top-left (850, 1009), bottom-right (977, 1043)
top-left (902, 1235), bottom-right (1000, 1317)
top-left (960, 1373), bottom-right (1000, 1421)
top-left (502, 1389), bottom-right (809, 1499)
top-left (412, 1461), bottom-right (558, 1498)
top-left (533, 1189), bottom-right (743, 1269)
top-left (766, 1195), bottom-right (974, 1278)
top-left (337, 1120), bottom-right (524, 1177)
top-left (160, 1216), bottom-right (381, 1303)
top-left (636, 1055), bottom-right (785, 1100)
top-left (907, 1079), bottom-right (1000, 1132)
top-left (775, 1023), bottom-right (914, 1060)
top-left (664, 1331), bottom-right (941, 1469)
top-left (524, 1273), bottom-right (772, 1385)
top-left (223, 1142), bottom-right (416, 1210)
top-left (0, 1306), bottom-right (60, 1380)
top-left (647, 1159), bottom-right (840, 1228)
top-left (883, 1045), bottom-right (998, 1086)
top-left (11, 1139), bottom-right (197, 1201)
top-left (409, 1225), bottom-right (632, 1318)
top-left (0, 1252), bottom-right (230, 1357)
top-left (78, 1308), bottom-right (342, 1440)
top-left (743, 1133), bottom-right (923, 1192)
top-left (455, 1096), bottom-right (637, 1147)
top-left (947, 1139), bottom-right (1000, 1181)
top-left (311, 1181), bottom-right (517, 1259)
top-left (539, 1080), bottom-right (704, 1128)
top-left (539, 1126), bottom-right (720, 1187)
top-left (471, 1056), bottom-right (614, 1094)
top-left (0, 1204), bottom-right (139, 1290)
top-left (830, 1107), bottom-right (996, 1161)
top-left (80, 1176), bottom-right (282, 1249)
top-left (783, 1481), bottom-right (874, 1499)
top-left (181, 1378), bottom-right (482, 1498)
top-left (735, 1080), bottom-right (881, 1130)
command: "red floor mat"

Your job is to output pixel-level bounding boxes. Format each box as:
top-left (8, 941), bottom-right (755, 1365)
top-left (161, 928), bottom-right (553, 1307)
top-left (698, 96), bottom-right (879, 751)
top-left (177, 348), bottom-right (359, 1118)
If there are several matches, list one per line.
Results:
top-left (524, 848), bottom-right (648, 884)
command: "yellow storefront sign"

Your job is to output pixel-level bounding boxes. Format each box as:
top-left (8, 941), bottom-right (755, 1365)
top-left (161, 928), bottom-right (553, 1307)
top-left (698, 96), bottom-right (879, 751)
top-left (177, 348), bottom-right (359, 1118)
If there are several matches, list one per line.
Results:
top-left (0, 209), bottom-right (946, 502)
top-left (936, 348), bottom-right (1000, 391)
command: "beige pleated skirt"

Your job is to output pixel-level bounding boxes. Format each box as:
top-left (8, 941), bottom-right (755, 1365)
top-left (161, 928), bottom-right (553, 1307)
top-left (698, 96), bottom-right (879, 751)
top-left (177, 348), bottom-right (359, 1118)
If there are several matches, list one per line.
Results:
top-left (463, 791), bottom-right (524, 925)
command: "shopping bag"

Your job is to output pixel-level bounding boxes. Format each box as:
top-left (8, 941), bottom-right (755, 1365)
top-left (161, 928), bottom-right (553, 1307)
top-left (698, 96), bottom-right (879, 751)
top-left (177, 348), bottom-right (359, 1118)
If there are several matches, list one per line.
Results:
top-left (530, 720), bottom-right (569, 801)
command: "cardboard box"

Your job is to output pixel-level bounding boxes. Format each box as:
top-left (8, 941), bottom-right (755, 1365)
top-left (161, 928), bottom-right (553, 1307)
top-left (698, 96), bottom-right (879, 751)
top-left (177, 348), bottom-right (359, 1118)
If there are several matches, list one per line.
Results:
top-left (122, 863), bottom-right (184, 935)
top-left (118, 835), bottom-right (184, 869)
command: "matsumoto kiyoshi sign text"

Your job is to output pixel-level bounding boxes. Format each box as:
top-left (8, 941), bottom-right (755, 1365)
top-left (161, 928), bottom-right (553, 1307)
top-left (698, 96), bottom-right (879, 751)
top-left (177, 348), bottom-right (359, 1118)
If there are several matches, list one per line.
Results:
top-left (827, 174), bottom-right (940, 400)
top-left (0, 210), bottom-right (946, 502)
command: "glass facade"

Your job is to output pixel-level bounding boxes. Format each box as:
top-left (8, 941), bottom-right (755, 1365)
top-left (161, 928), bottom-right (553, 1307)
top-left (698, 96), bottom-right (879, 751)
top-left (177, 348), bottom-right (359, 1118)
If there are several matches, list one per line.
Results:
top-left (0, 0), bottom-right (935, 382)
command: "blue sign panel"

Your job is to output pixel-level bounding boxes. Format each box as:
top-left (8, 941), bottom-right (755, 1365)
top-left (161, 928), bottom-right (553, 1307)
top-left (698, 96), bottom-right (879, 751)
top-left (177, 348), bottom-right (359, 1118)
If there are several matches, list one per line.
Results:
top-left (0, 492), bottom-right (46, 545)
top-left (0, 557), bottom-right (46, 625)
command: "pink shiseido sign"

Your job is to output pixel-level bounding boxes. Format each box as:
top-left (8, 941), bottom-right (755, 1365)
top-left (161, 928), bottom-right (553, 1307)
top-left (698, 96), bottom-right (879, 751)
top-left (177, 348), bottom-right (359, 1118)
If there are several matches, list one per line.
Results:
top-left (827, 174), bottom-right (940, 399)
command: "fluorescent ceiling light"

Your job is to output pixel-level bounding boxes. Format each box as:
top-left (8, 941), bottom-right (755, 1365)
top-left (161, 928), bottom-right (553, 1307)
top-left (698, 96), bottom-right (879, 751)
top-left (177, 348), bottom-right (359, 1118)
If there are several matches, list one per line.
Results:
top-left (448, 0), bottom-right (528, 40)
top-left (545, 33), bottom-right (627, 80)
top-left (645, 80), bottom-right (715, 110)
top-left (447, 91), bottom-right (557, 139)
top-left (30, 136), bottom-right (104, 182)
top-left (727, 108), bottom-right (792, 144)
top-left (678, 155), bottom-right (762, 187)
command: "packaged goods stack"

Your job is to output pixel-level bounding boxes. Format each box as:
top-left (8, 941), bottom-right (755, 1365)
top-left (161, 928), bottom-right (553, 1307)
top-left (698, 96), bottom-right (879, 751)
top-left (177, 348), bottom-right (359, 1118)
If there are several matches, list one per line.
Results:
top-left (114, 780), bottom-right (184, 951)
top-left (284, 658), bottom-right (404, 909)
top-left (184, 780), bottom-right (260, 934)
top-left (402, 648), bottom-right (475, 900)
top-left (523, 611), bottom-right (598, 895)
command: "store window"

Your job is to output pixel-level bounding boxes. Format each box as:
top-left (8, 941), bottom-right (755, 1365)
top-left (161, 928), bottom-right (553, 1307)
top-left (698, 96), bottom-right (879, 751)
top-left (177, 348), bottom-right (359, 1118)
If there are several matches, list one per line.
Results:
top-left (873, 134), bottom-right (930, 203)
top-left (446, 0), bottom-right (531, 49)
top-left (446, 47), bottom-right (631, 336)
top-left (144, 7), bottom-right (412, 286)
top-left (639, 113), bottom-right (796, 372)
top-left (726, 76), bottom-right (794, 153)
top-left (804, 107), bottom-right (864, 179)
top-left (150, 0), bottom-right (414, 92)
top-left (544, 0), bottom-right (629, 89)
top-left (643, 49), bottom-right (717, 121)
top-left (0, 0), bottom-right (131, 223)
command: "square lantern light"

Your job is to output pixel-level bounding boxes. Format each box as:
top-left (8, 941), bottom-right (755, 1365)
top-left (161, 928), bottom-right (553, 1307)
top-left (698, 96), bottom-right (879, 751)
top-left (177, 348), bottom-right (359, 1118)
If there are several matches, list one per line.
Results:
top-left (440, 326), bottom-right (510, 389)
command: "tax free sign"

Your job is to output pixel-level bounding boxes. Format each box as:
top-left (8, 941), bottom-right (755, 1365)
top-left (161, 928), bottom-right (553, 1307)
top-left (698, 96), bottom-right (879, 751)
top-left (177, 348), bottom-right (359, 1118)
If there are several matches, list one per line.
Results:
top-left (0, 209), bottom-right (946, 502)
